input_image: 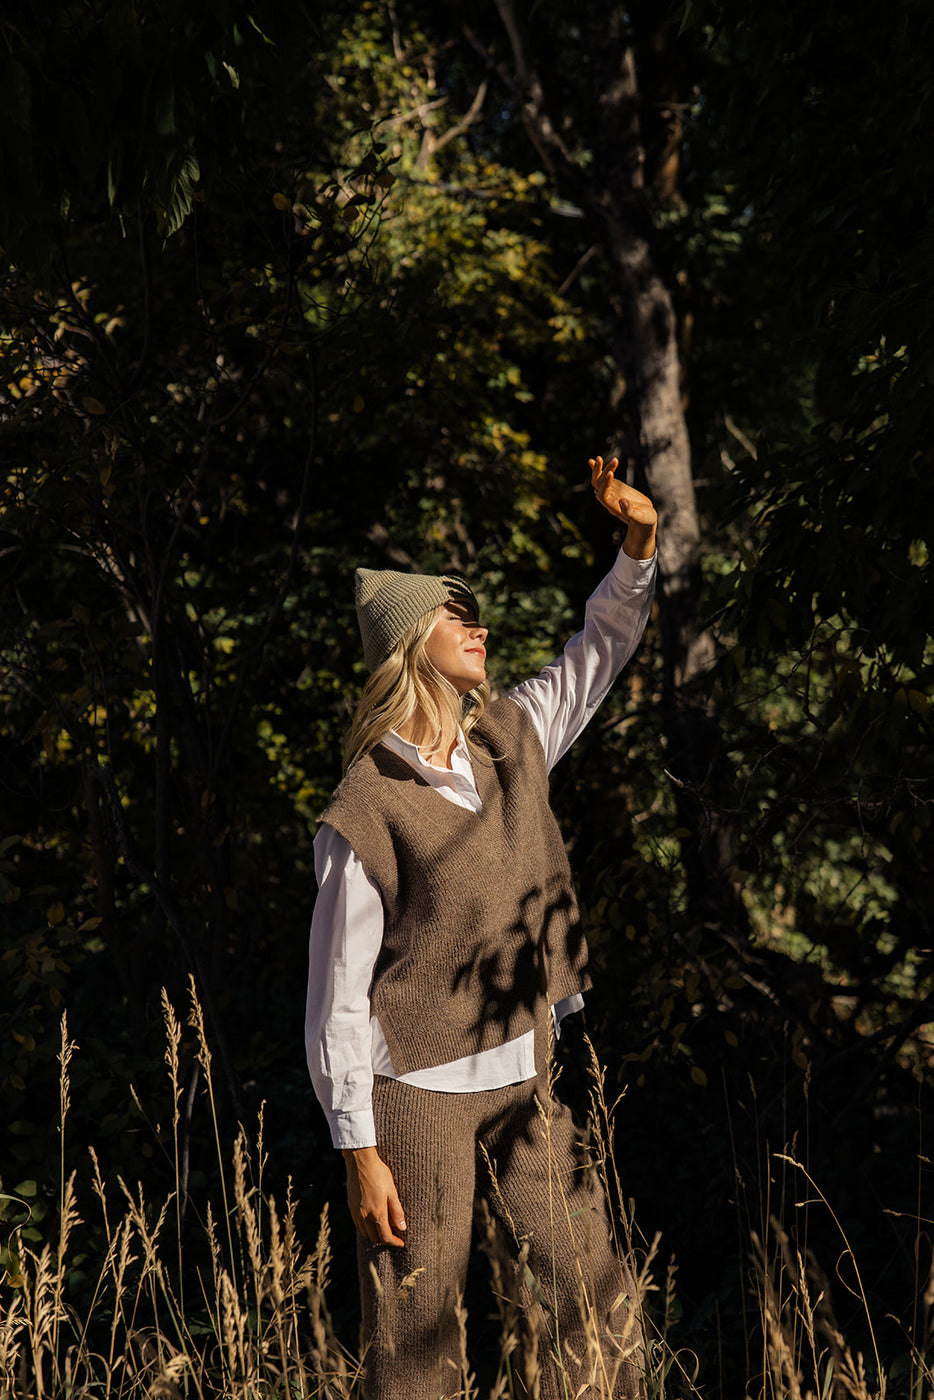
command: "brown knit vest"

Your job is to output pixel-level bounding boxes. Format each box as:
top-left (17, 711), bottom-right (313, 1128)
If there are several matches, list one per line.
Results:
top-left (320, 698), bottom-right (590, 1075)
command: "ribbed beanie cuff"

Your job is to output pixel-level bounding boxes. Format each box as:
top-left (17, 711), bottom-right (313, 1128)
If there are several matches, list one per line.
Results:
top-left (354, 567), bottom-right (479, 672)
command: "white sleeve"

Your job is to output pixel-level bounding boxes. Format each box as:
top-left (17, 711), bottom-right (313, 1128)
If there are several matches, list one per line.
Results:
top-left (305, 822), bottom-right (384, 1150)
top-left (508, 549), bottom-right (656, 772)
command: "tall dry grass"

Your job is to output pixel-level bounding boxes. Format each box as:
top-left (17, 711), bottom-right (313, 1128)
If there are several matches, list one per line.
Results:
top-left (1, 984), bottom-right (929, 1399)
top-left (747, 1151), bottom-right (934, 1400)
top-left (1, 989), bottom-right (357, 1400)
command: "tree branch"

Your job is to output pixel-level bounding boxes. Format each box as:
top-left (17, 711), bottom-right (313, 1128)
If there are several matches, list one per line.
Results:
top-left (415, 78), bottom-right (489, 173)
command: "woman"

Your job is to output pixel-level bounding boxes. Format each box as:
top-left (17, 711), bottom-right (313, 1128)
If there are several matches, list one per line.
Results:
top-left (306, 456), bottom-right (657, 1398)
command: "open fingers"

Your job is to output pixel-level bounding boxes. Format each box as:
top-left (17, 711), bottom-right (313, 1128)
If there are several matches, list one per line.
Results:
top-left (589, 454), bottom-right (619, 503)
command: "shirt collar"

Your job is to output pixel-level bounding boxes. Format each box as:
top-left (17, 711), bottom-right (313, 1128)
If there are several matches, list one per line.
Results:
top-left (383, 727), bottom-right (470, 776)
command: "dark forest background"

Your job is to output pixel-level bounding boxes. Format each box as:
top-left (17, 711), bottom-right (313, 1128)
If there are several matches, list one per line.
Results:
top-left (1, 0), bottom-right (933, 1394)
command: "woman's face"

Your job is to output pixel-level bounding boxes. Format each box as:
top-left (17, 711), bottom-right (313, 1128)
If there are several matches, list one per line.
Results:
top-left (424, 602), bottom-right (488, 695)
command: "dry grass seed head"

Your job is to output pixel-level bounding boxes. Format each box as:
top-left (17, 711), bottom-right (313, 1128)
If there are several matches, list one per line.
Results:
top-left (116, 1175), bottom-right (170, 1282)
top-left (161, 987), bottom-right (182, 1115)
top-left (232, 1132), bottom-right (266, 1302)
top-left (55, 1172), bottom-right (80, 1274)
top-left (452, 1292), bottom-right (477, 1400)
top-left (218, 1267), bottom-right (248, 1387)
top-left (57, 1011), bottom-right (76, 1125)
top-left (187, 976), bottom-right (212, 1079)
top-left (266, 1193), bottom-right (287, 1310)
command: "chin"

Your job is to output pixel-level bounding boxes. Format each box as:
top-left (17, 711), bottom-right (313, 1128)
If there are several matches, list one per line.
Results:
top-left (455, 674), bottom-right (485, 696)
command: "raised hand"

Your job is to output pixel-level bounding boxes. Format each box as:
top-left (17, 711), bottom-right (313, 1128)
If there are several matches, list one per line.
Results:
top-left (589, 455), bottom-right (657, 560)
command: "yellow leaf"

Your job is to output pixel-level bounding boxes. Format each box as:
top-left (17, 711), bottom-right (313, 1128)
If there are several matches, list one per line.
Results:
top-left (100, 462), bottom-right (112, 487)
top-left (83, 397), bottom-right (106, 415)
top-left (46, 901), bottom-right (65, 926)
top-left (352, 394), bottom-right (365, 413)
top-left (272, 192), bottom-right (290, 211)
top-left (690, 1065), bottom-right (708, 1087)
top-left (724, 1029), bottom-right (739, 1047)
top-left (224, 886), bottom-right (238, 910)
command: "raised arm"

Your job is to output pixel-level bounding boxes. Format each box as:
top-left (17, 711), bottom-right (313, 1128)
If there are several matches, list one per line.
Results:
top-left (508, 458), bottom-right (657, 770)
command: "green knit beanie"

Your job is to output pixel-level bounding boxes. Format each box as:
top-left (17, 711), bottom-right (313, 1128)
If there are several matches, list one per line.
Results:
top-left (354, 567), bottom-right (479, 672)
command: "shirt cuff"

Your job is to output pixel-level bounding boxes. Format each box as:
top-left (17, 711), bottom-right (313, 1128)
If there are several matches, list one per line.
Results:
top-left (552, 992), bottom-right (585, 1038)
top-left (611, 546), bottom-right (657, 587)
top-left (328, 1108), bottom-right (377, 1151)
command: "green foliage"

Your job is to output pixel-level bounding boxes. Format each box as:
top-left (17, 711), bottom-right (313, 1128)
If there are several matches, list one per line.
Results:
top-left (0, 0), bottom-right (319, 270)
top-left (680, 0), bottom-right (934, 1107)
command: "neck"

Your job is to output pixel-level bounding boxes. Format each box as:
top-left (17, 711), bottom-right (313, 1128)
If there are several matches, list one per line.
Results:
top-left (395, 708), bottom-right (459, 768)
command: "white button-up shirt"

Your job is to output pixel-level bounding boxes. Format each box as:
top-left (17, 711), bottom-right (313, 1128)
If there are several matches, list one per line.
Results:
top-left (306, 549), bottom-right (656, 1148)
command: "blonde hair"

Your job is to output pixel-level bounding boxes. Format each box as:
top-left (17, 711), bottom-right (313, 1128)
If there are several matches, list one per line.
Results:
top-left (343, 607), bottom-right (490, 772)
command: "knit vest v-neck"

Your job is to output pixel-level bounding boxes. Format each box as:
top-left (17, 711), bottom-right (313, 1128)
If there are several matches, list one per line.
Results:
top-left (320, 697), bottom-right (590, 1075)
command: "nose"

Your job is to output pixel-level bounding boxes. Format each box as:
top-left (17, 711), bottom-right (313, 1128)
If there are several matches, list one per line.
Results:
top-left (470, 621), bottom-right (488, 642)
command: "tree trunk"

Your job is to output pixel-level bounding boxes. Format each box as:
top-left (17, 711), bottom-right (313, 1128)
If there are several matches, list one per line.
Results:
top-left (493, 0), bottom-right (745, 933)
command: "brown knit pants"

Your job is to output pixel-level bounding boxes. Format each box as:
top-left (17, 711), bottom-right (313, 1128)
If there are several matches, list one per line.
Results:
top-left (357, 1067), bottom-right (646, 1400)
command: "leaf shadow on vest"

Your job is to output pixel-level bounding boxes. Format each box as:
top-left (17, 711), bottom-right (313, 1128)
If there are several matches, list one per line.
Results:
top-left (370, 812), bottom-right (590, 1067)
top-left (448, 877), bottom-right (590, 1050)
